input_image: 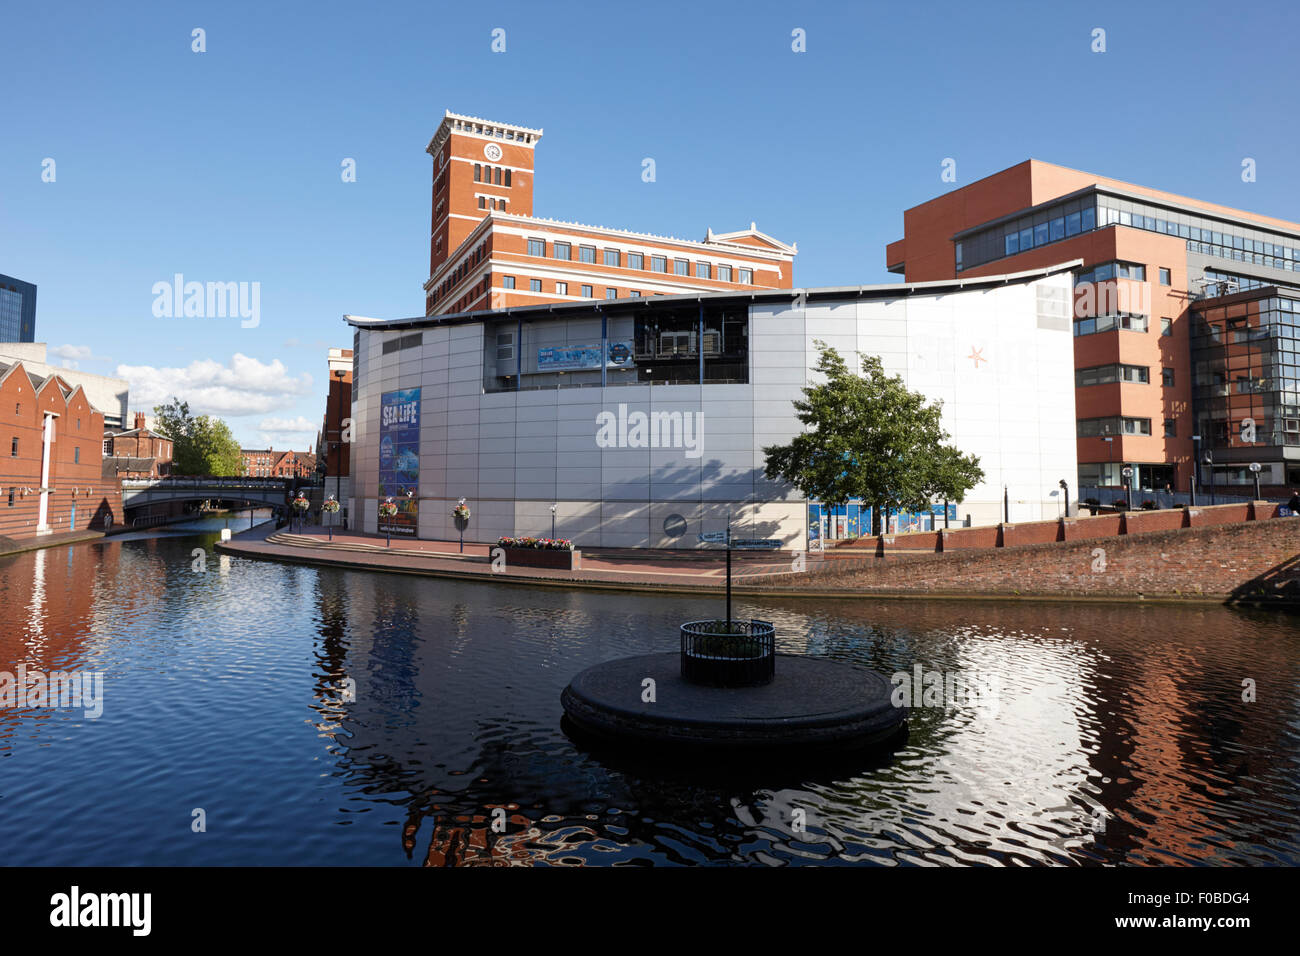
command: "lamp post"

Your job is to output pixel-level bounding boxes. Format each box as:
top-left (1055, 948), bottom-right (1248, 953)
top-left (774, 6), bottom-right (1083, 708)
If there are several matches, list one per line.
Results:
top-left (1121, 466), bottom-right (1133, 510)
top-left (1059, 479), bottom-right (1070, 518)
top-left (453, 497), bottom-right (470, 553)
top-left (1204, 451), bottom-right (1215, 505)
top-left (323, 494), bottom-right (339, 541)
top-left (550, 503), bottom-right (557, 540)
top-left (1249, 462), bottom-right (1262, 500)
top-left (1190, 433), bottom-right (1201, 505)
top-left (379, 496), bottom-right (397, 547)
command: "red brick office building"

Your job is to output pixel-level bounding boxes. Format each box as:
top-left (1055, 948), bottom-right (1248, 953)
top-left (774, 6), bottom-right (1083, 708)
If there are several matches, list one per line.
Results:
top-left (422, 111), bottom-right (796, 317)
top-left (887, 160), bottom-right (1300, 495)
top-left (0, 360), bottom-right (121, 540)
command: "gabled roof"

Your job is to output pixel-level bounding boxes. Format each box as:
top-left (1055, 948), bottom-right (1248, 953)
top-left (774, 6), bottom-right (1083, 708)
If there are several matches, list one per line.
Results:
top-left (706, 222), bottom-right (798, 254)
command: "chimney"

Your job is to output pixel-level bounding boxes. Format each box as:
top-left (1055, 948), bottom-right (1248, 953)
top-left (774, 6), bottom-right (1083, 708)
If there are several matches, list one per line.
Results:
top-left (134, 411), bottom-right (147, 430)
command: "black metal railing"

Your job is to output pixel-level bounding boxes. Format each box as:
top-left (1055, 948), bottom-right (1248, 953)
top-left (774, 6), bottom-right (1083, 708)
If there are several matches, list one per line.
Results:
top-left (680, 619), bottom-right (776, 687)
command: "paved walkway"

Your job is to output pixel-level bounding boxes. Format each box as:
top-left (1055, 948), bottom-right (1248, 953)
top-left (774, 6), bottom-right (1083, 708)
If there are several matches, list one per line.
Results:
top-left (215, 522), bottom-right (816, 593)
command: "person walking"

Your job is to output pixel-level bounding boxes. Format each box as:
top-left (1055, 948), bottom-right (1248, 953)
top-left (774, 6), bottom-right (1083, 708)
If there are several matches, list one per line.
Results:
top-left (1287, 489), bottom-right (1300, 515)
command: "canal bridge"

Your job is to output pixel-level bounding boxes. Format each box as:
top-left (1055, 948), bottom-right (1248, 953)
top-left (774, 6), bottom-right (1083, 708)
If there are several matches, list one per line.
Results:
top-left (120, 477), bottom-right (293, 516)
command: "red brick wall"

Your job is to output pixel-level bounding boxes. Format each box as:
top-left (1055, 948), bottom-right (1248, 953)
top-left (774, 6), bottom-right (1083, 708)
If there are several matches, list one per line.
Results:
top-left (0, 371), bottom-right (122, 540)
top-left (767, 510), bottom-right (1299, 600)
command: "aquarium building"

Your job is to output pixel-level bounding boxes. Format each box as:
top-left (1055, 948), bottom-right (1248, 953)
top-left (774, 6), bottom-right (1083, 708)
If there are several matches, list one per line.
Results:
top-left (344, 263), bottom-right (1079, 549)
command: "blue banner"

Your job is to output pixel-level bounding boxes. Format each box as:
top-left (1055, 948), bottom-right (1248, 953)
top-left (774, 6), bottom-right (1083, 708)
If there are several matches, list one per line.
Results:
top-left (378, 388), bottom-right (420, 535)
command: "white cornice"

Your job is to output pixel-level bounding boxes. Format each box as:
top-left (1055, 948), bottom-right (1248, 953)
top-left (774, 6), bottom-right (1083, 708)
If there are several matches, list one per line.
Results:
top-left (427, 110), bottom-right (544, 156)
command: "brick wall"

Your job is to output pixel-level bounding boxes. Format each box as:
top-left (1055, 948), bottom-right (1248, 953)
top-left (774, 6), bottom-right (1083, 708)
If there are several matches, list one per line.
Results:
top-left (758, 507), bottom-right (1299, 601)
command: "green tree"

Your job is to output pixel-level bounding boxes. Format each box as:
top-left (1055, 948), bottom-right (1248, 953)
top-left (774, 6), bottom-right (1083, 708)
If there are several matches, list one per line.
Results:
top-left (763, 343), bottom-right (984, 536)
top-left (152, 398), bottom-right (243, 476)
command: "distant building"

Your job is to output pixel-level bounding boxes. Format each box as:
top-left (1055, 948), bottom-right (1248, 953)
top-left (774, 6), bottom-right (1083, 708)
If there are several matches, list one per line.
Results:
top-left (0, 359), bottom-right (122, 540)
top-left (240, 448), bottom-right (316, 480)
top-left (0, 274), bottom-right (37, 342)
top-left (0, 343), bottom-right (129, 429)
top-left (317, 347), bottom-right (353, 522)
top-left (103, 412), bottom-right (174, 479)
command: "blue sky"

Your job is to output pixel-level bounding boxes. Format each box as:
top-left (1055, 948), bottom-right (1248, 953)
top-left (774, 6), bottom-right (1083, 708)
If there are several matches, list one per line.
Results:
top-left (2, 0), bottom-right (1296, 447)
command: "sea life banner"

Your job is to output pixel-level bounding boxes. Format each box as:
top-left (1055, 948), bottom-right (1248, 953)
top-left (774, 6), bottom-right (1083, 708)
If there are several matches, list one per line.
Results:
top-left (378, 387), bottom-right (420, 536)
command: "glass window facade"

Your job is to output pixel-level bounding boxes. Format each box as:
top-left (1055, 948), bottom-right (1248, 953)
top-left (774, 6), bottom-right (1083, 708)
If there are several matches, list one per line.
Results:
top-left (0, 276), bottom-right (36, 342)
top-left (1191, 292), bottom-right (1300, 451)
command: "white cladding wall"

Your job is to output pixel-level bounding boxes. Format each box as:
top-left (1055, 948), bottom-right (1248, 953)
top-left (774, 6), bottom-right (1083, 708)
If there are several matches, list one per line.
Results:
top-left (349, 275), bottom-right (1077, 547)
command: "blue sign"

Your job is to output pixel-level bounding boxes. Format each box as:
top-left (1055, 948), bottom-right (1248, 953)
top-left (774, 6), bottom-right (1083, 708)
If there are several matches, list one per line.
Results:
top-left (378, 388), bottom-right (420, 535)
top-left (538, 341), bottom-right (635, 371)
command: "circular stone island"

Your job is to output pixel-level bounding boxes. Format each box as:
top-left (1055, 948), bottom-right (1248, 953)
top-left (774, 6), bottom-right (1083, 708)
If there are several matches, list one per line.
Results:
top-left (561, 620), bottom-right (906, 755)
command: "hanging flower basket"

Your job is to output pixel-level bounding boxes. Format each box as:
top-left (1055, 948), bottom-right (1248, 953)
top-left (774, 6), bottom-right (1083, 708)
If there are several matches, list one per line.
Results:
top-left (323, 498), bottom-right (341, 514)
top-left (452, 503), bottom-right (471, 521)
top-left (378, 500), bottom-right (398, 518)
top-left (292, 495), bottom-right (310, 512)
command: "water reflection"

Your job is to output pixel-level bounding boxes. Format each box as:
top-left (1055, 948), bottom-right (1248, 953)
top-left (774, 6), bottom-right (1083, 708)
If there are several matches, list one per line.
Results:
top-left (0, 525), bottom-right (1296, 866)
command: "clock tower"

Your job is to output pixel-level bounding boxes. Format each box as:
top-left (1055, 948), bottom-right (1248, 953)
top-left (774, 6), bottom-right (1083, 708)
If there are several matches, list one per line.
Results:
top-left (425, 111), bottom-right (543, 290)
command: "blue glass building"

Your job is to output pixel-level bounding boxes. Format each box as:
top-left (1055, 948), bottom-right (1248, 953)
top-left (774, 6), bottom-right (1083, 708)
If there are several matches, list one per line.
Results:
top-left (0, 274), bottom-right (37, 342)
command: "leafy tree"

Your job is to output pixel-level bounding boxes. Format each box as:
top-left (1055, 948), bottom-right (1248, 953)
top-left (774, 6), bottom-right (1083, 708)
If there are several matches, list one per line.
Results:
top-left (763, 343), bottom-right (984, 535)
top-left (152, 398), bottom-right (243, 476)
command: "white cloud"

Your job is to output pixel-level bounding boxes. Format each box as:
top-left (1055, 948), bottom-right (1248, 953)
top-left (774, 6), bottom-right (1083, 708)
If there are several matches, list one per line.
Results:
top-left (52, 343), bottom-right (112, 363)
top-left (257, 415), bottom-right (319, 447)
top-left (61, 359), bottom-right (79, 370)
top-left (117, 353), bottom-right (314, 418)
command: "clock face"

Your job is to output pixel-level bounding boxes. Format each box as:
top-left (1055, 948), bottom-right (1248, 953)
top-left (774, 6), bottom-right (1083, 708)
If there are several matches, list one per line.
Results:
top-left (483, 142), bottom-right (503, 162)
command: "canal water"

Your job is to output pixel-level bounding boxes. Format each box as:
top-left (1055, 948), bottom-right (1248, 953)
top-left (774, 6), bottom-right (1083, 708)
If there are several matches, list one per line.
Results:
top-left (1, 516), bottom-right (1296, 866)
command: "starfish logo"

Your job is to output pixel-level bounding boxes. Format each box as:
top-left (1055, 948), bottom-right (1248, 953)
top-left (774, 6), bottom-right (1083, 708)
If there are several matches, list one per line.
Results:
top-left (968, 347), bottom-right (987, 368)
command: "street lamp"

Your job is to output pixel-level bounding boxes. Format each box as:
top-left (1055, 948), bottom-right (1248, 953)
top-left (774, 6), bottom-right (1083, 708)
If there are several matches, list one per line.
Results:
top-left (1204, 451), bottom-right (1215, 505)
top-left (1058, 479), bottom-right (1070, 518)
top-left (323, 494), bottom-right (340, 541)
top-left (453, 497), bottom-right (470, 553)
top-left (1249, 462), bottom-right (1262, 500)
top-left (550, 503), bottom-right (557, 539)
top-left (379, 496), bottom-right (397, 547)
top-left (1191, 434), bottom-right (1201, 505)
top-left (1121, 466), bottom-right (1133, 510)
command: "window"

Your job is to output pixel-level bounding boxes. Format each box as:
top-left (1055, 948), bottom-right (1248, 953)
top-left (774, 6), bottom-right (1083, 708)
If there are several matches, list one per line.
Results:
top-left (651, 256), bottom-right (667, 273)
top-left (579, 245), bottom-right (596, 264)
top-left (717, 265), bottom-right (733, 282)
top-left (605, 288), bottom-right (618, 299)
top-left (696, 262), bottom-right (711, 279)
top-left (603, 248), bottom-right (620, 267)
top-left (504, 169), bottom-right (511, 187)
top-left (74, 446), bottom-right (80, 464)
top-left (474, 164), bottom-right (481, 182)
top-left (553, 242), bottom-right (571, 260)
top-left (6, 488), bottom-right (12, 507)
top-left (1161, 317), bottom-right (1173, 337)
top-left (630, 290), bottom-right (641, 297)
top-left (1162, 367), bottom-right (1175, 387)
top-left (581, 285), bottom-right (593, 298)
top-left (739, 268), bottom-right (753, 284)
top-left (527, 239), bottom-right (545, 257)
top-left (628, 252), bottom-right (644, 270)
top-left (556, 281), bottom-right (568, 295)
top-left (1164, 418), bottom-right (1177, 437)
top-left (1077, 417), bottom-right (1152, 437)
top-left (1075, 364), bottom-right (1149, 387)
top-left (1073, 312), bottom-right (1149, 336)
top-left (103, 439), bottom-right (111, 455)
top-left (502, 276), bottom-right (515, 289)
top-left (494, 167), bottom-right (502, 185)
top-left (10, 437), bottom-right (15, 457)
top-left (477, 196), bottom-right (486, 209)
top-left (530, 279), bottom-right (542, 292)
top-left (1159, 267), bottom-right (1171, 285)
top-left (673, 259), bottom-right (689, 276)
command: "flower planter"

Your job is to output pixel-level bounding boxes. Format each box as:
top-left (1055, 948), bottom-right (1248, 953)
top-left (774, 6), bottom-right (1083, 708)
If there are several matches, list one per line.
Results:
top-left (501, 546), bottom-right (581, 571)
